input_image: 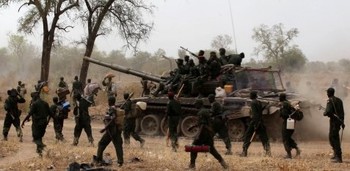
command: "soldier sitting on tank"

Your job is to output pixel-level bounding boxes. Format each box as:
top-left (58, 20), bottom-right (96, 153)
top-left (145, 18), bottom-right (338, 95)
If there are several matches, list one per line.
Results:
top-left (219, 48), bottom-right (231, 65)
top-left (229, 52), bottom-right (245, 67)
top-left (193, 56), bottom-right (210, 97)
top-left (183, 55), bottom-right (191, 75)
top-left (207, 51), bottom-right (222, 80)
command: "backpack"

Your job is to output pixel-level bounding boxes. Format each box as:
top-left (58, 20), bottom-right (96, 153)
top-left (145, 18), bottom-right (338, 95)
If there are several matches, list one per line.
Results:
top-left (290, 107), bottom-right (304, 121)
top-left (114, 106), bottom-right (125, 130)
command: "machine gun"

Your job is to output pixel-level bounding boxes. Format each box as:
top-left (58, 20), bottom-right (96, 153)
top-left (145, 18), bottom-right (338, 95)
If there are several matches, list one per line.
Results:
top-left (180, 46), bottom-right (199, 58)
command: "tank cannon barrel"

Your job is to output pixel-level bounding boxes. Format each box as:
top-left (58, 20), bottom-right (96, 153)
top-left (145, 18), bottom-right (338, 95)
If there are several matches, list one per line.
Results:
top-left (83, 57), bottom-right (162, 83)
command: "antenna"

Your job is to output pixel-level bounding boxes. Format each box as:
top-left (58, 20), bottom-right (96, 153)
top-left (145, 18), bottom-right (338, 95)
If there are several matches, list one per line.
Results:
top-left (227, 0), bottom-right (238, 53)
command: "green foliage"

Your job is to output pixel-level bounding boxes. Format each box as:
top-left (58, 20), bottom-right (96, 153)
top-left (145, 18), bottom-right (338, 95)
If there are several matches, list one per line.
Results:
top-left (252, 23), bottom-right (302, 69)
top-left (211, 34), bottom-right (233, 50)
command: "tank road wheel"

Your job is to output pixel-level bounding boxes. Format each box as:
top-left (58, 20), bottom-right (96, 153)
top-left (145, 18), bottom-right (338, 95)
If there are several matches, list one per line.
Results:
top-left (181, 116), bottom-right (199, 138)
top-left (227, 119), bottom-right (246, 141)
top-left (140, 115), bottom-right (160, 136)
top-left (160, 117), bottom-right (181, 136)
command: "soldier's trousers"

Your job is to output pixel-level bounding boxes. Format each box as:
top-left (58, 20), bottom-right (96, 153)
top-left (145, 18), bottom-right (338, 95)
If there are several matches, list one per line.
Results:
top-left (190, 125), bottom-right (224, 165)
top-left (53, 118), bottom-right (64, 141)
top-left (282, 127), bottom-right (297, 152)
top-left (242, 121), bottom-right (270, 151)
top-left (32, 121), bottom-right (47, 154)
top-left (213, 118), bottom-right (231, 150)
top-left (97, 126), bottom-right (123, 165)
top-left (2, 115), bottom-right (22, 138)
top-left (74, 116), bottom-right (93, 142)
top-left (168, 116), bottom-right (180, 147)
top-left (123, 118), bottom-right (143, 142)
top-left (329, 120), bottom-right (342, 157)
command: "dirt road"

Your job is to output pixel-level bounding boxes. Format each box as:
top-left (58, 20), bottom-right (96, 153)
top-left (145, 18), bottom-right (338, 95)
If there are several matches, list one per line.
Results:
top-left (0, 118), bottom-right (349, 171)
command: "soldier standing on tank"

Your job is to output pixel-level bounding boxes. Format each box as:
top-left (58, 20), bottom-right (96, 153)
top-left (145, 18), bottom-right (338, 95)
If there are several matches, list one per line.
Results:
top-left (21, 92), bottom-right (50, 156)
top-left (219, 48), bottom-right (230, 65)
top-left (49, 97), bottom-right (66, 142)
top-left (72, 94), bottom-right (94, 146)
top-left (279, 93), bottom-right (301, 159)
top-left (122, 93), bottom-right (145, 147)
top-left (323, 87), bottom-right (345, 163)
top-left (94, 96), bottom-right (123, 167)
top-left (208, 94), bottom-right (232, 155)
top-left (71, 76), bottom-right (83, 106)
top-left (2, 89), bottom-right (26, 142)
top-left (207, 51), bottom-right (222, 80)
top-left (187, 99), bottom-right (228, 169)
top-left (240, 91), bottom-right (271, 157)
top-left (166, 91), bottom-right (182, 152)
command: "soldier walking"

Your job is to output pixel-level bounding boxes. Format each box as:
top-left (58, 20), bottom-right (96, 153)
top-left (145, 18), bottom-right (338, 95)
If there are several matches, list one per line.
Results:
top-left (21, 92), bottom-right (50, 156)
top-left (94, 96), bottom-right (123, 167)
top-left (323, 88), bottom-right (345, 163)
top-left (208, 94), bottom-right (232, 155)
top-left (166, 92), bottom-right (182, 152)
top-left (72, 94), bottom-right (94, 146)
top-left (187, 99), bottom-right (228, 169)
top-left (2, 89), bottom-right (26, 142)
top-left (49, 97), bottom-right (66, 142)
top-left (122, 93), bottom-right (145, 147)
top-left (279, 93), bottom-right (301, 159)
top-left (240, 91), bottom-right (271, 157)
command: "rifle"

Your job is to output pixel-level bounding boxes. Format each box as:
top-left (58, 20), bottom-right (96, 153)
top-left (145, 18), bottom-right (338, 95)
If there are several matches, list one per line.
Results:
top-left (175, 84), bottom-right (185, 100)
top-left (319, 105), bottom-right (345, 142)
top-left (180, 46), bottom-right (199, 58)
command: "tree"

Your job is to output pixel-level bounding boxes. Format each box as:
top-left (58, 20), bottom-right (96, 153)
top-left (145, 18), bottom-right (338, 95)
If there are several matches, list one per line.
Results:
top-left (252, 23), bottom-right (300, 69)
top-left (0, 0), bottom-right (79, 81)
top-left (279, 46), bottom-right (307, 72)
top-left (211, 34), bottom-right (233, 50)
top-left (78, 0), bottom-right (154, 84)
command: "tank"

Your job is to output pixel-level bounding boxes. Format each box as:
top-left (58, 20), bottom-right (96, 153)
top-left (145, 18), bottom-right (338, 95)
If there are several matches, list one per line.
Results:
top-left (84, 57), bottom-right (312, 141)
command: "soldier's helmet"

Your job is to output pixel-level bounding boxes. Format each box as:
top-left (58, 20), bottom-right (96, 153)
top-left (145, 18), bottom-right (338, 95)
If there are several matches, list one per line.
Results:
top-left (123, 93), bottom-right (129, 100)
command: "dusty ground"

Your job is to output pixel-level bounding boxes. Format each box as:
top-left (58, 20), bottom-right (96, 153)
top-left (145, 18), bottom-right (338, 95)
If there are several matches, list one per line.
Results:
top-left (0, 117), bottom-right (349, 171)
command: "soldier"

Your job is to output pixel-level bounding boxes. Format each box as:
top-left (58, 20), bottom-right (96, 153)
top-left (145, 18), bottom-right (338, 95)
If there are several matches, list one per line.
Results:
top-left (49, 97), bottom-right (66, 142)
top-left (187, 99), bottom-right (228, 169)
top-left (122, 93), bottom-right (145, 147)
top-left (229, 52), bottom-right (245, 67)
top-left (84, 79), bottom-right (98, 105)
top-left (208, 94), bottom-right (232, 155)
top-left (16, 81), bottom-right (22, 94)
top-left (102, 76), bottom-right (117, 98)
top-left (323, 87), bottom-right (345, 163)
top-left (141, 78), bottom-right (150, 96)
top-left (207, 51), bottom-right (222, 80)
top-left (279, 93), bottom-right (301, 159)
top-left (58, 77), bottom-right (68, 89)
top-left (183, 55), bottom-right (191, 74)
top-left (219, 48), bottom-right (230, 65)
top-left (72, 94), bottom-right (94, 146)
top-left (21, 92), bottom-right (50, 156)
top-left (2, 89), bottom-right (26, 142)
top-left (94, 96), bottom-right (123, 167)
top-left (71, 76), bottom-right (83, 106)
top-left (240, 91), bottom-right (271, 157)
top-left (166, 91), bottom-right (182, 152)
top-left (194, 56), bottom-right (209, 97)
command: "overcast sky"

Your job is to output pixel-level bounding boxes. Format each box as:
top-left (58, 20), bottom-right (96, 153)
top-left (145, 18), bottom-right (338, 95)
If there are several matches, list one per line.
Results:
top-left (0, 0), bottom-right (349, 62)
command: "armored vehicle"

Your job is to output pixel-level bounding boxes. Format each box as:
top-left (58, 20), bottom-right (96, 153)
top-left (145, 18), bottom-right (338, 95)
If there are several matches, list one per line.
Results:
top-left (84, 57), bottom-right (311, 141)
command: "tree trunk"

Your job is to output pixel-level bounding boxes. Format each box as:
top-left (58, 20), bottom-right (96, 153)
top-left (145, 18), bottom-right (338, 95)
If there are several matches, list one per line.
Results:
top-left (79, 38), bottom-right (96, 85)
top-left (40, 35), bottom-right (53, 81)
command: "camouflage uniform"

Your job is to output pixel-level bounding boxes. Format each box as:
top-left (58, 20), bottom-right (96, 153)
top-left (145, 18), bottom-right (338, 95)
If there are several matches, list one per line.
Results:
top-left (2, 89), bottom-right (26, 141)
top-left (241, 91), bottom-right (270, 157)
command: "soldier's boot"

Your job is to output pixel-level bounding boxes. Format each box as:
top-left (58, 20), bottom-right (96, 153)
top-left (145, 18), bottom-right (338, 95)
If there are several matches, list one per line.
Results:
top-left (239, 148), bottom-right (248, 157)
top-left (295, 147), bottom-right (301, 157)
top-left (92, 155), bottom-right (103, 166)
top-left (16, 128), bottom-right (23, 142)
top-left (171, 141), bottom-right (177, 152)
top-left (284, 151), bottom-right (292, 159)
top-left (264, 144), bottom-right (272, 157)
top-left (220, 159), bottom-right (229, 169)
top-left (225, 148), bottom-right (233, 155)
top-left (72, 137), bottom-right (79, 146)
top-left (186, 163), bottom-right (195, 170)
top-left (140, 139), bottom-right (145, 148)
top-left (332, 155), bottom-right (343, 163)
top-left (88, 137), bottom-right (94, 147)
